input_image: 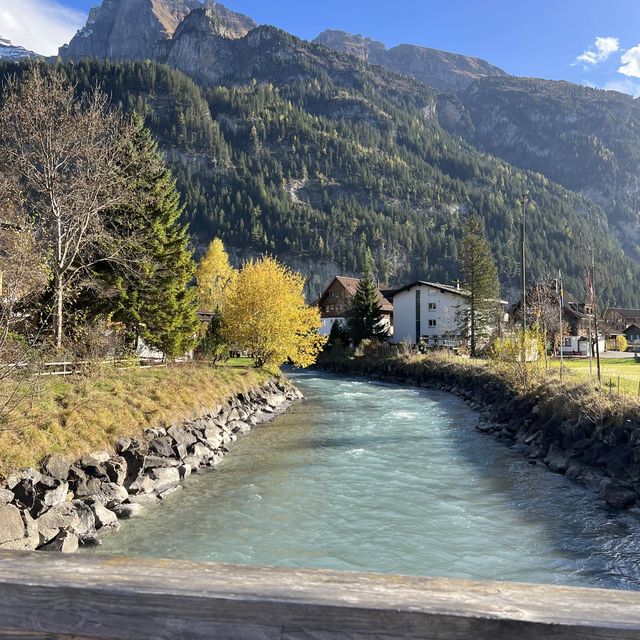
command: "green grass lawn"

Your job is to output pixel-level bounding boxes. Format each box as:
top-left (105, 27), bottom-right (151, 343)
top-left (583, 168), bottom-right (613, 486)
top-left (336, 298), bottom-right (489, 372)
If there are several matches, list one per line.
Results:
top-left (549, 357), bottom-right (640, 396)
top-left (226, 356), bottom-right (255, 368)
top-left (0, 361), bottom-right (271, 477)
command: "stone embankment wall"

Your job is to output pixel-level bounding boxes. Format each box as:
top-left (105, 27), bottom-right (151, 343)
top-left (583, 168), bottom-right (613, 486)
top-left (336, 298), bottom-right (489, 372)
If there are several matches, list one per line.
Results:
top-left (321, 359), bottom-right (640, 510)
top-left (0, 378), bottom-right (302, 552)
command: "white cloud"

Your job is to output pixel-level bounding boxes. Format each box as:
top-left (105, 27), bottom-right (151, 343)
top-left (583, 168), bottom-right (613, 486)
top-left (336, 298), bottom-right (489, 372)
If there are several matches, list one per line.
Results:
top-left (604, 77), bottom-right (640, 97)
top-left (0, 0), bottom-right (86, 56)
top-left (575, 36), bottom-right (620, 66)
top-left (618, 44), bottom-right (640, 78)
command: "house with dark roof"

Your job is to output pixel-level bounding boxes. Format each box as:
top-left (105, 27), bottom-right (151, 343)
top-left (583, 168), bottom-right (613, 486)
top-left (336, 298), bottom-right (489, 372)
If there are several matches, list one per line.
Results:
top-left (604, 308), bottom-right (640, 334)
top-left (624, 324), bottom-right (640, 349)
top-left (315, 276), bottom-right (394, 337)
top-left (511, 284), bottom-right (604, 356)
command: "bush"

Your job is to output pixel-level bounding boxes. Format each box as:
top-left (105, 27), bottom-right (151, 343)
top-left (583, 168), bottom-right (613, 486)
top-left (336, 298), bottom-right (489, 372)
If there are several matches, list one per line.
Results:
top-left (616, 335), bottom-right (628, 352)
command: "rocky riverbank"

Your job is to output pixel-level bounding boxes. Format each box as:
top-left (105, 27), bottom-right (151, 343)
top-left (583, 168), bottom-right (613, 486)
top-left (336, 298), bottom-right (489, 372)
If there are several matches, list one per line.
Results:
top-left (320, 357), bottom-right (640, 510)
top-left (0, 377), bottom-right (302, 553)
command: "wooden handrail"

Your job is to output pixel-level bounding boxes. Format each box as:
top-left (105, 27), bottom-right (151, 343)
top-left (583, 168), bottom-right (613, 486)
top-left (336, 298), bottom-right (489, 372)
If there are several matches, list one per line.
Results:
top-left (0, 551), bottom-right (640, 639)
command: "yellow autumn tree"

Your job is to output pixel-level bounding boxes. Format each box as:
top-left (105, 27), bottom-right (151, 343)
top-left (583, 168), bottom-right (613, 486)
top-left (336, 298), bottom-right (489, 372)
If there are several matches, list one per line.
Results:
top-left (195, 238), bottom-right (235, 311)
top-left (222, 257), bottom-right (326, 368)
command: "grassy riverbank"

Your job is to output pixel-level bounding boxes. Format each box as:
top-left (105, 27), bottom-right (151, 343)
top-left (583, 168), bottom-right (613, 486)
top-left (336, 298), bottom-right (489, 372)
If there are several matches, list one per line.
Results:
top-left (549, 358), bottom-right (640, 397)
top-left (320, 344), bottom-right (640, 425)
top-left (0, 362), bottom-right (272, 477)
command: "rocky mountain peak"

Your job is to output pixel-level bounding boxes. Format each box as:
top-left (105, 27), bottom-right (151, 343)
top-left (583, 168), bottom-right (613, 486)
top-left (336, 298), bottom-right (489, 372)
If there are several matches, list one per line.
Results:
top-left (314, 30), bottom-right (386, 61)
top-left (0, 36), bottom-right (39, 61)
top-left (313, 29), bottom-right (507, 93)
top-left (173, 4), bottom-right (256, 41)
top-left (200, 1), bottom-right (257, 38)
top-left (59, 0), bottom-right (201, 61)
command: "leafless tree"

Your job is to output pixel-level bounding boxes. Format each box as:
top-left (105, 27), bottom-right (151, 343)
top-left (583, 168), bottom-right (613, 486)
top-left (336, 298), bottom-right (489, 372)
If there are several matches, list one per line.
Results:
top-left (0, 66), bottom-right (137, 350)
top-left (0, 198), bottom-right (49, 431)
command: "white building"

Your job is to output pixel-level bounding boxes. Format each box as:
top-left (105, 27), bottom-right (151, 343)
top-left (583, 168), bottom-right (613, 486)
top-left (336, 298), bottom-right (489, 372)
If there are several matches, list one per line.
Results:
top-left (390, 280), bottom-right (508, 347)
top-left (390, 281), bottom-right (470, 347)
top-left (560, 335), bottom-right (606, 357)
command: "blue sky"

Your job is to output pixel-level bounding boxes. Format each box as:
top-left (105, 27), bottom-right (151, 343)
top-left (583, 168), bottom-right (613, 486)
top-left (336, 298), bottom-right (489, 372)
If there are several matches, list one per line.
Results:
top-left (3, 0), bottom-right (640, 94)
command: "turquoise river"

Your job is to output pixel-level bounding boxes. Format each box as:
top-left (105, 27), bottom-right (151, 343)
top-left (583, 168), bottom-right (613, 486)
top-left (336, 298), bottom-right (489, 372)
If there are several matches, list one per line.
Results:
top-left (86, 371), bottom-right (640, 590)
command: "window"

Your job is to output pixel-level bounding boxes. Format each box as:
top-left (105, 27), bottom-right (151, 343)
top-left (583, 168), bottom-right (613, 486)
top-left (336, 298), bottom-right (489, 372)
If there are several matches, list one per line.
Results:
top-left (428, 303), bottom-right (437, 311)
top-left (564, 337), bottom-right (572, 347)
top-left (428, 319), bottom-right (437, 328)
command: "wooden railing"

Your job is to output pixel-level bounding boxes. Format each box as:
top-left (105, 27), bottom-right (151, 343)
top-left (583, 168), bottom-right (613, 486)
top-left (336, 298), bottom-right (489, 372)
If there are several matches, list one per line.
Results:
top-left (1, 551), bottom-right (640, 639)
top-left (3, 356), bottom-right (187, 377)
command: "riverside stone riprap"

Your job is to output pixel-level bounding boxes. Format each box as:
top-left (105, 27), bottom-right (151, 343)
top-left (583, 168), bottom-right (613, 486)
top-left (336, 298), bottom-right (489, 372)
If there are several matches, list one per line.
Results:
top-left (0, 378), bottom-right (302, 553)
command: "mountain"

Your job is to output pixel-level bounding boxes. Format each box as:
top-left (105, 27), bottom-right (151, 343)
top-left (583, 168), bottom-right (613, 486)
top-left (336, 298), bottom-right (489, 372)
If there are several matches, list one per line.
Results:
top-left (313, 29), bottom-right (508, 93)
top-left (0, 37), bottom-right (39, 61)
top-left (10, 0), bottom-right (640, 305)
top-left (436, 77), bottom-right (640, 262)
top-left (59, 0), bottom-right (255, 62)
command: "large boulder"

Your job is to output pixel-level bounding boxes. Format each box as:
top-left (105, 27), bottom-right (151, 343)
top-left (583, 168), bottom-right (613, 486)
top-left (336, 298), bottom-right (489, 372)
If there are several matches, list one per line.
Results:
top-left (143, 456), bottom-right (180, 470)
top-left (228, 420), bottom-right (251, 435)
top-left (41, 454), bottom-right (71, 481)
top-left (604, 484), bottom-right (637, 509)
top-left (91, 482), bottom-right (129, 509)
top-left (0, 504), bottom-right (38, 550)
top-left (112, 502), bottom-right (145, 519)
top-left (35, 501), bottom-right (97, 545)
top-left (39, 530), bottom-right (79, 553)
top-left (201, 427), bottom-right (223, 449)
top-left (148, 436), bottom-right (175, 458)
top-left (32, 481), bottom-right (69, 517)
top-left (0, 488), bottom-right (14, 505)
top-left (80, 452), bottom-right (110, 480)
top-left (167, 425), bottom-right (198, 450)
top-left (128, 467), bottom-right (180, 495)
top-left (90, 501), bottom-right (120, 533)
top-left (8, 469), bottom-right (68, 517)
top-left (105, 456), bottom-right (127, 486)
top-left (7, 468), bottom-right (42, 510)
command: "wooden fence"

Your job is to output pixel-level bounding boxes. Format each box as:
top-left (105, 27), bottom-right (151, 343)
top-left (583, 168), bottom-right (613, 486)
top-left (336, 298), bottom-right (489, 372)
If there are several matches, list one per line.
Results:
top-left (4, 356), bottom-right (187, 377)
top-left (1, 551), bottom-right (640, 639)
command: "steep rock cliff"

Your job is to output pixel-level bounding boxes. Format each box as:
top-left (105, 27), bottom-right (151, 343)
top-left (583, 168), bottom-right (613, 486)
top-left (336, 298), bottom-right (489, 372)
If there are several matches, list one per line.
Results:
top-left (58, 0), bottom-right (254, 62)
top-left (313, 29), bottom-right (507, 93)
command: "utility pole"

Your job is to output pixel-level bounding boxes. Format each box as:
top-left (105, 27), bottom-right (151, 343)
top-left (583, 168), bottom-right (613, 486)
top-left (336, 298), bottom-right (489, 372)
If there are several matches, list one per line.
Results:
top-left (558, 271), bottom-right (564, 382)
top-left (520, 192), bottom-right (529, 335)
top-left (591, 256), bottom-right (602, 384)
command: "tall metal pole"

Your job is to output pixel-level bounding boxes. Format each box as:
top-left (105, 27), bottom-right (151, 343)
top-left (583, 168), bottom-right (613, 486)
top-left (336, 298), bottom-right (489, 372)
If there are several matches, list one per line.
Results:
top-left (558, 271), bottom-right (564, 383)
top-left (520, 192), bottom-right (529, 335)
top-left (591, 256), bottom-right (602, 384)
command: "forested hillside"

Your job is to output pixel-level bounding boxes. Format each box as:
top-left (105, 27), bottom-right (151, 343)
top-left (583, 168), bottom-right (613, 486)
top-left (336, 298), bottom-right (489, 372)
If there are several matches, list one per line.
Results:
top-left (437, 77), bottom-right (640, 264)
top-left (1, 53), bottom-right (637, 304)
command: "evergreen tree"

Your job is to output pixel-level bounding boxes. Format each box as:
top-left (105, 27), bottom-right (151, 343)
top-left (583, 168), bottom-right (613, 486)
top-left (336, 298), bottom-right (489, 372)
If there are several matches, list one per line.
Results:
top-left (109, 114), bottom-right (198, 358)
top-left (327, 319), bottom-right (349, 347)
top-left (458, 214), bottom-right (501, 357)
top-left (348, 253), bottom-right (388, 345)
top-left (194, 309), bottom-right (228, 364)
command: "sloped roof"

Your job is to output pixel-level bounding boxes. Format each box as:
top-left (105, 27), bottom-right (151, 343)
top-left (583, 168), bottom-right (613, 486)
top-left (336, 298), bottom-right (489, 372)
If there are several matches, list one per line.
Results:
top-left (389, 280), bottom-right (471, 298)
top-left (623, 324), bottom-right (640, 335)
top-left (318, 276), bottom-right (394, 312)
top-left (610, 308), bottom-right (640, 319)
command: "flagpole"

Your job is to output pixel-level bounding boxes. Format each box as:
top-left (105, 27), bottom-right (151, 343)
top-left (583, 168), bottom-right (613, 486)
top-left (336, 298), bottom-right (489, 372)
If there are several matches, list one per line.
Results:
top-left (558, 271), bottom-right (564, 382)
